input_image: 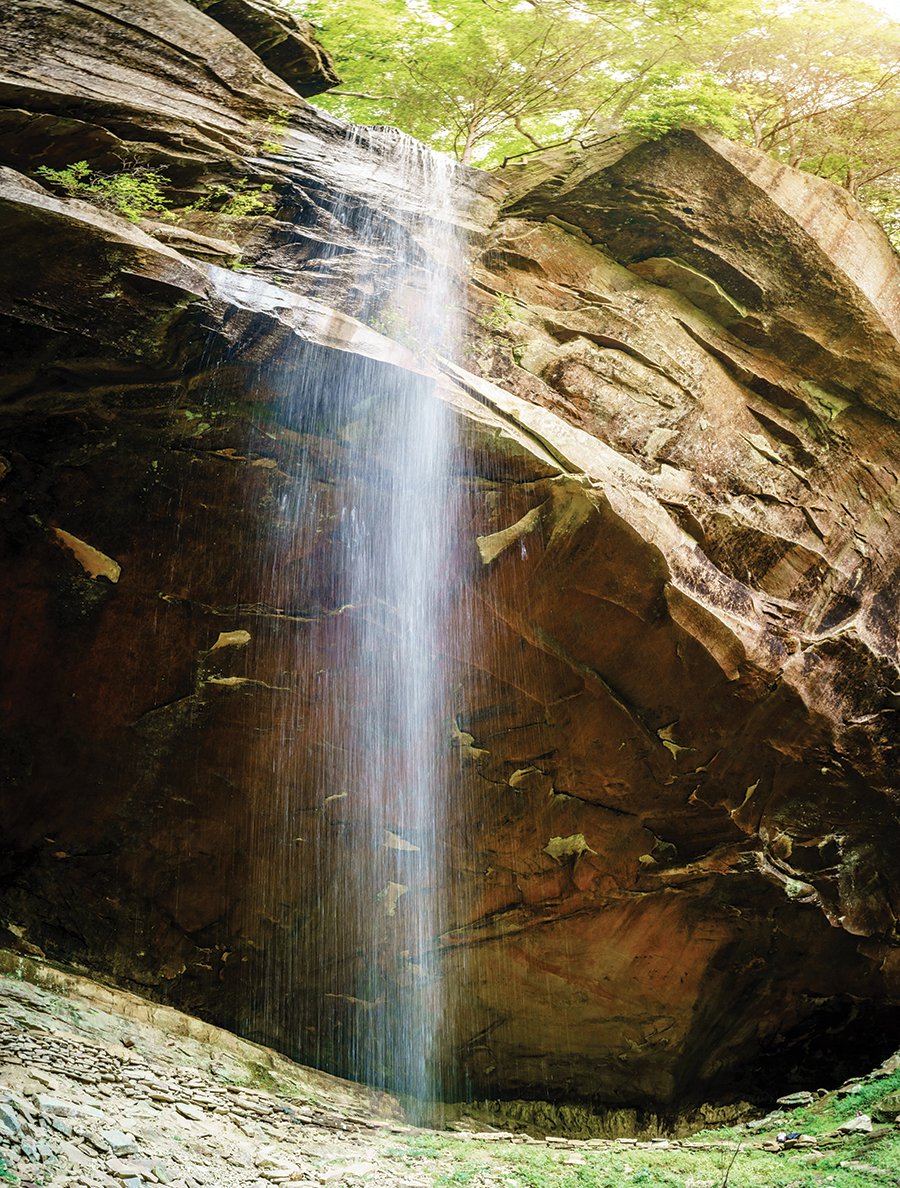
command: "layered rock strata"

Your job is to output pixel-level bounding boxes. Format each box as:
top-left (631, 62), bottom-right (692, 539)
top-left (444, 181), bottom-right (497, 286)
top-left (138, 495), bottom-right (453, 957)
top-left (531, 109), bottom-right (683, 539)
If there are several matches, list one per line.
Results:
top-left (187, 0), bottom-right (341, 94)
top-left (1, 0), bottom-right (899, 1117)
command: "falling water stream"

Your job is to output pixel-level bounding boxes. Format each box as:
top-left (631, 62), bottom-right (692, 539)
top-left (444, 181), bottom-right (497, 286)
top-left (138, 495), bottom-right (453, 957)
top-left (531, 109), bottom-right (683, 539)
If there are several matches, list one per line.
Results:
top-left (244, 126), bottom-right (471, 1110)
top-left (330, 130), bottom-right (464, 1104)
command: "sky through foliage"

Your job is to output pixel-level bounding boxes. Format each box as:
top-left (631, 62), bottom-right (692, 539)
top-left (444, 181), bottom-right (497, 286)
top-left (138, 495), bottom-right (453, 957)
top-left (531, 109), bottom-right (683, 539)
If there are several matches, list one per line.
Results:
top-left (287, 0), bottom-right (900, 242)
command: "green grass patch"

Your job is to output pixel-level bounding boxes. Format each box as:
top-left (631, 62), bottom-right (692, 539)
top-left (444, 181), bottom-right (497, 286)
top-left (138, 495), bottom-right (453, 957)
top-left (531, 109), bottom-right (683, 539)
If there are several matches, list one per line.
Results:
top-left (390, 1122), bottom-right (900, 1188)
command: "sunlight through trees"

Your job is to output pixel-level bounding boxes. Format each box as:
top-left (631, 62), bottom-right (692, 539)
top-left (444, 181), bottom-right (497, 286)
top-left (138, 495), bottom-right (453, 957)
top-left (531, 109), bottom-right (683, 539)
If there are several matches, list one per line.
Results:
top-left (287, 0), bottom-right (900, 242)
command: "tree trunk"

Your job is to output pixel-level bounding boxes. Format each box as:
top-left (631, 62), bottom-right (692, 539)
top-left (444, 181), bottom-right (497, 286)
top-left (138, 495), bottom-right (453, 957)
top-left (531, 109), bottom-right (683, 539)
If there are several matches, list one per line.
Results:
top-left (460, 123), bottom-right (479, 165)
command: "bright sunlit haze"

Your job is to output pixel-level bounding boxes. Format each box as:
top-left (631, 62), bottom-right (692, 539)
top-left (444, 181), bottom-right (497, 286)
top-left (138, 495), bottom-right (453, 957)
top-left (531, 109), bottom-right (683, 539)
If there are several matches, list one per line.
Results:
top-left (292, 0), bottom-right (900, 247)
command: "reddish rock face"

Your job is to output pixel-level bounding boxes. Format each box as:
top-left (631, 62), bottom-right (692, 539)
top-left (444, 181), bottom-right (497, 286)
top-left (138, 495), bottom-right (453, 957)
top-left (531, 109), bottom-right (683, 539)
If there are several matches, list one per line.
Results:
top-left (2, 0), bottom-right (900, 1120)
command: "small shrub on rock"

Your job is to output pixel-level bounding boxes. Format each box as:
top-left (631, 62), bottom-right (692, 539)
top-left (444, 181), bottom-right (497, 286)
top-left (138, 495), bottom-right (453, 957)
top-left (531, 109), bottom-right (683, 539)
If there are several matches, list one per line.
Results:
top-left (35, 160), bottom-right (172, 222)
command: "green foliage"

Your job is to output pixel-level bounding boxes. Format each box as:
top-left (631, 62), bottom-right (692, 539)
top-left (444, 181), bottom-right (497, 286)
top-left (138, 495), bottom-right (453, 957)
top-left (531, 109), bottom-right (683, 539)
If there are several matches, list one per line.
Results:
top-left (187, 178), bottom-right (275, 218)
top-left (286, 0), bottom-right (900, 242)
top-left (261, 108), bottom-right (292, 154)
top-left (34, 158), bottom-right (92, 192)
top-left (479, 294), bottom-right (520, 332)
top-left (220, 182), bottom-right (273, 217)
top-left (860, 180), bottom-right (900, 249)
top-left (434, 1168), bottom-right (478, 1186)
top-left (717, 0), bottom-right (900, 217)
top-left (367, 305), bottom-right (415, 345)
top-left (36, 162), bottom-right (278, 228)
top-left (35, 160), bottom-right (172, 222)
top-left (290, 0), bottom-right (612, 164)
top-left (622, 70), bottom-right (745, 139)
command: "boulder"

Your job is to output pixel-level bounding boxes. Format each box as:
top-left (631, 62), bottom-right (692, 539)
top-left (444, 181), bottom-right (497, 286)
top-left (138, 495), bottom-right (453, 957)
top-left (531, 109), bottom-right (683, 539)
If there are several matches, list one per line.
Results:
top-left (873, 1090), bottom-right (900, 1122)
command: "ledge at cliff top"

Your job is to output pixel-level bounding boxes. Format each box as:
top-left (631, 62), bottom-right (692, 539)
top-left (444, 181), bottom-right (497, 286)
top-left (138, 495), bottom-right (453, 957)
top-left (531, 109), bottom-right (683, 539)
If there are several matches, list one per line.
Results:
top-left (1, 0), bottom-right (900, 1117)
top-left (186, 0), bottom-right (341, 94)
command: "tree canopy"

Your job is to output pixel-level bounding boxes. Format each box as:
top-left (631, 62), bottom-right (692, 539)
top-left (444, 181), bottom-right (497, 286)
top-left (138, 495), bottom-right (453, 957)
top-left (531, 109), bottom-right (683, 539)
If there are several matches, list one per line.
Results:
top-left (287, 0), bottom-right (900, 241)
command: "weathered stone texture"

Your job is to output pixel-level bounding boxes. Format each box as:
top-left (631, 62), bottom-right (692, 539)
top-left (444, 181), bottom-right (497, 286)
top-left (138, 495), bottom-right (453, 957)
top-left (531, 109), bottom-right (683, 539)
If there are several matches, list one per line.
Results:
top-left (187, 0), bottom-right (341, 95)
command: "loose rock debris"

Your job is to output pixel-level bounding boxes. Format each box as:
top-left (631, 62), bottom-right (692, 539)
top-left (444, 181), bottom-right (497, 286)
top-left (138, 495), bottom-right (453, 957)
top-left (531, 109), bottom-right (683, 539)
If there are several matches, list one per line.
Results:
top-left (2, 958), bottom-right (899, 1187)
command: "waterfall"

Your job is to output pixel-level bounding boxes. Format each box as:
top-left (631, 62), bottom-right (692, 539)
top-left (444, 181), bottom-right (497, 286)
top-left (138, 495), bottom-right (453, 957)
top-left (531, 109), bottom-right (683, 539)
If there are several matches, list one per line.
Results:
top-left (332, 129), bottom-right (465, 1105)
top-left (243, 126), bottom-right (470, 1110)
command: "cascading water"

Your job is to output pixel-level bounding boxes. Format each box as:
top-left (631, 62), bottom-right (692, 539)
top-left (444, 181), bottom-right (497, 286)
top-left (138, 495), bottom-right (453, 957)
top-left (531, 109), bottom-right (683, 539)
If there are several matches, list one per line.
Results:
top-left (330, 129), bottom-right (465, 1105)
top-left (242, 125), bottom-right (472, 1110)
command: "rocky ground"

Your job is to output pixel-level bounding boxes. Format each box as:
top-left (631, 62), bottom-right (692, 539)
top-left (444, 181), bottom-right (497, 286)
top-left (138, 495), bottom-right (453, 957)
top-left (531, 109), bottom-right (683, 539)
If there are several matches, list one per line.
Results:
top-left (1, 953), bottom-right (899, 1188)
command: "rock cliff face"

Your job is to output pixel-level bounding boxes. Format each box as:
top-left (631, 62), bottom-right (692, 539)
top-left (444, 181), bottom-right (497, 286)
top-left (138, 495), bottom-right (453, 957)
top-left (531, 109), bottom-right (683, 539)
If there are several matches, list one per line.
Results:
top-left (187, 0), bottom-right (341, 94)
top-left (1, 0), bottom-right (899, 1120)
top-left (462, 134), bottom-right (900, 1105)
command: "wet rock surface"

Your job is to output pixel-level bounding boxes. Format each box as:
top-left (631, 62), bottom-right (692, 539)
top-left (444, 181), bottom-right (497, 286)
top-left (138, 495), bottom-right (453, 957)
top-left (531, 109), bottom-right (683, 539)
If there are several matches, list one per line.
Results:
top-left (1, 0), bottom-right (900, 1117)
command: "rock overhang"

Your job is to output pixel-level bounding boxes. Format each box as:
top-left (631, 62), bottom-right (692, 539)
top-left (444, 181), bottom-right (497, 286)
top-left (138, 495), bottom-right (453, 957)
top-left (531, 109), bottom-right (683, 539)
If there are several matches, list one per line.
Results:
top-left (1, 0), bottom-right (900, 1117)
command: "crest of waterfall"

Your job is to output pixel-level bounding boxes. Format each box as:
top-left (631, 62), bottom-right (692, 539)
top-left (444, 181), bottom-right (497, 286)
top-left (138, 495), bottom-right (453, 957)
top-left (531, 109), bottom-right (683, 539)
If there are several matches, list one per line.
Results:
top-left (243, 126), bottom-right (473, 1110)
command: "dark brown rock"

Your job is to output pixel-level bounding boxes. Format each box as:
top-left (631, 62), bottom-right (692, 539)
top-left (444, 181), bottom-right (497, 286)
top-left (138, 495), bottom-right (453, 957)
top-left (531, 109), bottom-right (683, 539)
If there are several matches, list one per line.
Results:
top-left (188, 0), bottom-right (340, 95)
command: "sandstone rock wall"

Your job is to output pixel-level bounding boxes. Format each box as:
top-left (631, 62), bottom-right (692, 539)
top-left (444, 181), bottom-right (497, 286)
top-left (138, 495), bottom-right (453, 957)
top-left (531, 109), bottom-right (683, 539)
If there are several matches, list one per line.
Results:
top-left (1, 0), bottom-right (899, 1117)
top-left (187, 0), bottom-right (341, 95)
